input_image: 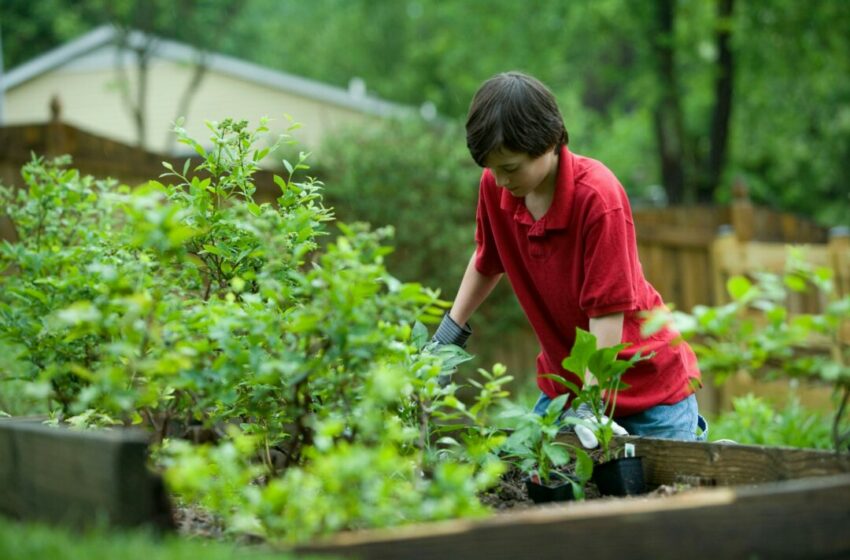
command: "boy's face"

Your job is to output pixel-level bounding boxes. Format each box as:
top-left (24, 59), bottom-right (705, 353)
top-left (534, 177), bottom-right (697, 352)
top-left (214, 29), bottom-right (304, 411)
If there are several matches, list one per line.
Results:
top-left (483, 146), bottom-right (559, 198)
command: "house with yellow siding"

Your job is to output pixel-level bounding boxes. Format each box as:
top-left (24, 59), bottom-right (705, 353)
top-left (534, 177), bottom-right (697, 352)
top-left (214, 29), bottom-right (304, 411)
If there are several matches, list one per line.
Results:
top-left (1, 25), bottom-right (411, 158)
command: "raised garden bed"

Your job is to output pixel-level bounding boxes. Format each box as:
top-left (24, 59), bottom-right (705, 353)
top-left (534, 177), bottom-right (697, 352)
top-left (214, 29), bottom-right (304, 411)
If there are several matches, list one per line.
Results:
top-left (0, 418), bottom-right (172, 530)
top-left (1, 419), bottom-right (848, 559)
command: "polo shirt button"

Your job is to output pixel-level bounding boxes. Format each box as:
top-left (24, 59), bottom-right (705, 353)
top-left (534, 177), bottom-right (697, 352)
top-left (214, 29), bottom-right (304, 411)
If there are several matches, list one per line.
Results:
top-left (529, 222), bottom-right (545, 237)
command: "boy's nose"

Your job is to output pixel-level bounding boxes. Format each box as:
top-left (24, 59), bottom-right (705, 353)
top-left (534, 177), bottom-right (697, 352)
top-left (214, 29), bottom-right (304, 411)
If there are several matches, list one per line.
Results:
top-left (494, 174), bottom-right (509, 188)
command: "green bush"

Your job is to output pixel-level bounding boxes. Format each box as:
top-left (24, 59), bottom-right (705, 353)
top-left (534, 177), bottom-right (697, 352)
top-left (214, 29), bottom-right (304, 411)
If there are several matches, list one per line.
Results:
top-left (644, 250), bottom-right (850, 451)
top-left (0, 118), bottom-right (512, 543)
top-left (710, 393), bottom-right (833, 449)
top-left (318, 117), bottom-right (527, 339)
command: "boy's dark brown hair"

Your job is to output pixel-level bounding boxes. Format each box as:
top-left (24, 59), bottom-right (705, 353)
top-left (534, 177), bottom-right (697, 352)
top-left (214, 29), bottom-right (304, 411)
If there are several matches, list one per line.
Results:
top-left (465, 71), bottom-right (568, 167)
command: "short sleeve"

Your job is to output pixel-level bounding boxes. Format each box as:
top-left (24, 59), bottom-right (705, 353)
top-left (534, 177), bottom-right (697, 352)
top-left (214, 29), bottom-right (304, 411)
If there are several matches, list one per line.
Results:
top-left (473, 176), bottom-right (505, 276)
top-left (579, 208), bottom-right (636, 317)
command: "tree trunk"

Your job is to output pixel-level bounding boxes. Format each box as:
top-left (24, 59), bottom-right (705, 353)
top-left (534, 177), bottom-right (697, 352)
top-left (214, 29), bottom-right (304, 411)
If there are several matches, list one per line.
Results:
top-left (699, 0), bottom-right (736, 203)
top-left (651, 0), bottom-right (689, 204)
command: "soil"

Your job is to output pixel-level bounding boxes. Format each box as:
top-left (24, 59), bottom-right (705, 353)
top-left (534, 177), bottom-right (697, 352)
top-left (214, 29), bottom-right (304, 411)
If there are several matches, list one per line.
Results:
top-left (175, 458), bottom-right (694, 539)
top-left (174, 504), bottom-right (225, 539)
top-left (478, 460), bottom-right (692, 513)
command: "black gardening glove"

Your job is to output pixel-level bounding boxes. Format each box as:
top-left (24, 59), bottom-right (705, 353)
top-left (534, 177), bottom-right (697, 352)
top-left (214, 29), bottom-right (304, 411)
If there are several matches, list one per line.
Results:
top-left (432, 312), bottom-right (473, 348)
top-left (431, 312), bottom-right (472, 386)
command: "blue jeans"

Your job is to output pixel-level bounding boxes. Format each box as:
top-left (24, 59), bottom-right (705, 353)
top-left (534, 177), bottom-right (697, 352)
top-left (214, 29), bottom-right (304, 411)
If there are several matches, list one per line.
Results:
top-left (533, 393), bottom-right (708, 441)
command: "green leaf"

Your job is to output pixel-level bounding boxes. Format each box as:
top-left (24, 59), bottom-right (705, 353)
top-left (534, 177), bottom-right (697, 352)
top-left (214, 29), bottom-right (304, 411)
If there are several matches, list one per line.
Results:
top-left (543, 442), bottom-right (570, 466)
top-left (573, 448), bottom-right (594, 482)
top-left (411, 321), bottom-right (429, 348)
top-left (540, 373), bottom-right (581, 395)
top-left (727, 276), bottom-right (753, 301)
top-left (783, 274), bottom-right (807, 293)
top-left (546, 394), bottom-right (569, 417)
top-left (202, 244), bottom-right (226, 258)
top-left (561, 328), bottom-right (597, 379)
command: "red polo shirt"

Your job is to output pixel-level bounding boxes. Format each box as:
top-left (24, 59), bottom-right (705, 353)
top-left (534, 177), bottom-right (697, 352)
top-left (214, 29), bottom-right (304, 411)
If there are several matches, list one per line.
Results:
top-left (474, 146), bottom-right (700, 417)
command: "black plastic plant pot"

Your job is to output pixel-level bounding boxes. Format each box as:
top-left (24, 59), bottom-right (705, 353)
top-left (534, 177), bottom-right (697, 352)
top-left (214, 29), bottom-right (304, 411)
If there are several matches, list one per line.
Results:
top-left (592, 456), bottom-right (646, 496)
top-left (524, 477), bottom-right (575, 504)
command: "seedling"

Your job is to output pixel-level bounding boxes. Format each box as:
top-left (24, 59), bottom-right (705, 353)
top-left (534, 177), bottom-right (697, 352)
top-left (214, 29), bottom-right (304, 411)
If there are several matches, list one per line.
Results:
top-left (500, 394), bottom-right (593, 499)
top-left (545, 328), bottom-right (648, 462)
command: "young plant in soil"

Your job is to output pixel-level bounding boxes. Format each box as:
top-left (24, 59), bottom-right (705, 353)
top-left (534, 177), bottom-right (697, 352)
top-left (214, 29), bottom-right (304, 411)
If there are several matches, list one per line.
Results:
top-left (499, 394), bottom-right (593, 502)
top-left (547, 328), bottom-right (649, 495)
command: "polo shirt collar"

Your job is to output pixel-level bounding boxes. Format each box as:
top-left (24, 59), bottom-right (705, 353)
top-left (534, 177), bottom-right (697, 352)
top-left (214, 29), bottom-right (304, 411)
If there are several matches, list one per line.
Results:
top-left (499, 145), bottom-right (574, 231)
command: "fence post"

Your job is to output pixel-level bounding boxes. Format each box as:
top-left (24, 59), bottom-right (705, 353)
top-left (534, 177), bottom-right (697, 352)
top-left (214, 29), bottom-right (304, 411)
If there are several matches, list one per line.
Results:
top-left (829, 227), bottom-right (850, 346)
top-left (46, 95), bottom-right (67, 158)
top-left (711, 224), bottom-right (738, 305)
top-left (731, 178), bottom-right (754, 243)
top-left (829, 226), bottom-right (850, 298)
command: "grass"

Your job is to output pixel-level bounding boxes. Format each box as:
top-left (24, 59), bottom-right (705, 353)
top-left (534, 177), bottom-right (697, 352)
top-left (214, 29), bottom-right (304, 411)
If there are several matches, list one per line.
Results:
top-left (0, 517), bottom-right (331, 560)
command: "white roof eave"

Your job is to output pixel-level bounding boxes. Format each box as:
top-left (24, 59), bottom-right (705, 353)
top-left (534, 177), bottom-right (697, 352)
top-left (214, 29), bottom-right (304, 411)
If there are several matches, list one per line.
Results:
top-left (3, 25), bottom-right (415, 119)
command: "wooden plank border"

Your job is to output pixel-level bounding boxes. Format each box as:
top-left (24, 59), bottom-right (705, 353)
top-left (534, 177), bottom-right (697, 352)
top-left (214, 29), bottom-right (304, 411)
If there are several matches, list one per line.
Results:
top-left (297, 437), bottom-right (850, 559)
top-left (298, 473), bottom-right (850, 560)
top-left (0, 419), bottom-right (173, 530)
top-left (559, 435), bottom-right (850, 487)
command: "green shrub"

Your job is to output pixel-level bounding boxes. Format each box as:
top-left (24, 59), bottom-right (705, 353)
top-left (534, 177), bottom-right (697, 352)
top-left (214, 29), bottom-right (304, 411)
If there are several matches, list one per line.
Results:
top-left (0, 118), bottom-right (511, 543)
top-left (710, 393), bottom-right (833, 449)
top-left (644, 250), bottom-right (850, 451)
top-left (318, 117), bottom-right (526, 339)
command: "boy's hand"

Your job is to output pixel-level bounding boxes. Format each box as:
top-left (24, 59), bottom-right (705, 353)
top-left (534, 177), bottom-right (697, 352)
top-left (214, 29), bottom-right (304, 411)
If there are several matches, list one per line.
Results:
top-left (431, 313), bottom-right (472, 386)
top-left (432, 312), bottom-right (472, 348)
top-left (573, 402), bottom-right (629, 449)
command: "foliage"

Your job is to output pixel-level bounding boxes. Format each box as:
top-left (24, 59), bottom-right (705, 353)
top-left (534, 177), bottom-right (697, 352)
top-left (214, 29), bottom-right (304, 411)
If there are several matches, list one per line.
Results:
top-left (0, 119), bottom-right (513, 542)
top-left (427, 361), bottom-right (512, 478)
top-left (318, 117), bottom-right (526, 340)
top-left (499, 328), bottom-right (643, 490)
top-left (317, 116), bottom-right (528, 379)
top-left (644, 251), bottom-right (850, 451)
top-left (711, 393), bottom-right (833, 450)
top-left (6, 1), bottom-right (850, 221)
top-left (0, 517), bottom-right (314, 560)
top-left (551, 329), bottom-right (646, 462)
top-left (500, 394), bottom-right (593, 496)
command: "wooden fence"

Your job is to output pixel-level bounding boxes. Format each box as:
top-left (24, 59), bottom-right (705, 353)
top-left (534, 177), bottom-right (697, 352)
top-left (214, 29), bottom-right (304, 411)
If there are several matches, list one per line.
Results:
top-left (0, 118), bottom-right (281, 243)
top-left (633, 183), bottom-right (830, 314)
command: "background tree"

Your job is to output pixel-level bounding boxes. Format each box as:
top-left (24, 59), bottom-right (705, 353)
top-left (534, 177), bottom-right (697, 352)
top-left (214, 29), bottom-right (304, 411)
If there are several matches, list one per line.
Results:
top-left (3, 0), bottom-right (848, 220)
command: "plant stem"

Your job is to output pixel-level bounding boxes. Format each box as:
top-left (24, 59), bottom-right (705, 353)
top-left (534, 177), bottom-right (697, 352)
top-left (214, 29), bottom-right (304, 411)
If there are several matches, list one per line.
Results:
top-left (833, 385), bottom-right (849, 452)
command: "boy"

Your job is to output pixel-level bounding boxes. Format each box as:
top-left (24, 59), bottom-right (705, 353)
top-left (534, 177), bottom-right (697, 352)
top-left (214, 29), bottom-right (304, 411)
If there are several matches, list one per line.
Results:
top-left (433, 71), bottom-right (706, 448)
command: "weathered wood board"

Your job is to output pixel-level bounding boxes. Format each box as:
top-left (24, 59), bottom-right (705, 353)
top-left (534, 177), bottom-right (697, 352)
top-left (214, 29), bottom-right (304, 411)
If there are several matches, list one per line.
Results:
top-left (562, 434), bottom-right (850, 487)
top-left (300, 474), bottom-right (850, 560)
top-left (297, 438), bottom-right (850, 560)
top-left (0, 418), bottom-right (173, 530)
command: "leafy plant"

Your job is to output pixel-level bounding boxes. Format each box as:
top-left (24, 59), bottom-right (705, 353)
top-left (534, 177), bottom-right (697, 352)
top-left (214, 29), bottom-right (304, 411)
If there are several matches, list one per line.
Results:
top-left (427, 359), bottom-right (512, 482)
top-left (644, 252), bottom-right (850, 451)
top-left (547, 329), bottom-right (647, 462)
top-left (711, 393), bottom-right (833, 449)
top-left (500, 394), bottom-right (593, 497)
top-left (0, 118), bottom-right (511, 542)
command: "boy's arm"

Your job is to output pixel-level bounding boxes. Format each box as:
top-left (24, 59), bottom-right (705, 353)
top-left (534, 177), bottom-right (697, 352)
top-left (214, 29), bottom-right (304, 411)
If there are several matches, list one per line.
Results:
top-left (448, 251), bottom-right (502, 325)
top-left (573, 311), bottom-right (628, 447)
top-left (585, 312), bottom-right (625, 387)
